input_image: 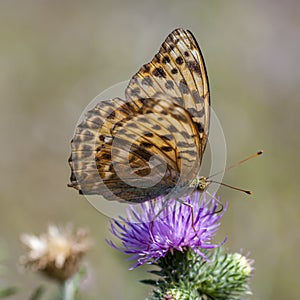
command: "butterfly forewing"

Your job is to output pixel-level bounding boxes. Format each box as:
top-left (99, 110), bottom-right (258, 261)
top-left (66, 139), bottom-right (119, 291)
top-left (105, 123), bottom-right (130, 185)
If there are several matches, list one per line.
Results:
top-left (126, 28), bottom-right (210, 161)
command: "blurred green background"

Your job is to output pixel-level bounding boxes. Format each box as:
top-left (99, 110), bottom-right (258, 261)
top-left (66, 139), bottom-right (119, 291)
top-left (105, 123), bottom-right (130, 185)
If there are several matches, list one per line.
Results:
top-left (0, 0), bottom-right (299, 299)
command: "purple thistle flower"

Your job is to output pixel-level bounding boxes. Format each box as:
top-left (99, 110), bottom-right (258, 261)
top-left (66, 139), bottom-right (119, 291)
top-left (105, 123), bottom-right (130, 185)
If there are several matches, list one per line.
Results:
top-left (108, 192), bottom-right (227, 269)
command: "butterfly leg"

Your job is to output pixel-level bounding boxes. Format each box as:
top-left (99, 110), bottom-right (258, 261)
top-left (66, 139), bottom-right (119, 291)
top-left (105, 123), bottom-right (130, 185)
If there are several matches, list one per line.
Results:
top-left (150, 196), bottom-right (198, 237)
top-left (176, 199), bottom-right (198, 235)
top-left (146, 197), bottom-right (173, 244)
top-left (203, 191), bottom-right (224, 214)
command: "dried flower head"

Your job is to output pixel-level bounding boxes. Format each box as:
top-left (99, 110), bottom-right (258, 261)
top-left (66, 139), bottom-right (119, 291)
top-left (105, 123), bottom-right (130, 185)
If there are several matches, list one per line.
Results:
top-left (20, 224), bottom-right (91, 282)
top-left (108, 192), bottom-right (227, 269)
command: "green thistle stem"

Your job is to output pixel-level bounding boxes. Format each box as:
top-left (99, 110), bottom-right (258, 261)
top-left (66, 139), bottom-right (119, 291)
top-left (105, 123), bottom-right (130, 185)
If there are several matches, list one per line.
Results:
top-left (61, 278), bottom-right (75, 300)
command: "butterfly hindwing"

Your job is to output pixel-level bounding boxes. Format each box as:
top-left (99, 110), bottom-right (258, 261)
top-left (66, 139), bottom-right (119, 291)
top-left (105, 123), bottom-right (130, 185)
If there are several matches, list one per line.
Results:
top-left (69, 97), bottom-right (201, 202)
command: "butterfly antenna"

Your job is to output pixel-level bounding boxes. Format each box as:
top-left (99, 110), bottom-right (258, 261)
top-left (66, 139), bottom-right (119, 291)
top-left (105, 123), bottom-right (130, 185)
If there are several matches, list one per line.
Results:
top-left (206, 150), bottom-right (263, 180)
top-left (207, 180), bottom-right (252, 195)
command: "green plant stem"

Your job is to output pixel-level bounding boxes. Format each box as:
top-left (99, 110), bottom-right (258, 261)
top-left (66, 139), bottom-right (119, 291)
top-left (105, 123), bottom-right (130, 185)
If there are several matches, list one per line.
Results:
top-left (61, 278), bottom-right (75, 300)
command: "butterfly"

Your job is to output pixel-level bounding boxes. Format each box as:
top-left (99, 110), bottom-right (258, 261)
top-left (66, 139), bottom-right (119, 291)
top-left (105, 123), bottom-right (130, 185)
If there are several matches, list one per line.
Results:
top-left (68, 28), bottom-right (210, 203)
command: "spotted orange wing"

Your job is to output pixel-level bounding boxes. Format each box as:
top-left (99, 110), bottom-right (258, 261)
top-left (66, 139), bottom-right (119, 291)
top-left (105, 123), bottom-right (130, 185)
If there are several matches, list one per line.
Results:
top-left (68, 28), bottom-right (210, 202)
top-left (68, 97), bottom-right (201, 202)
top-left (126, 28), bottom-right (210, 158)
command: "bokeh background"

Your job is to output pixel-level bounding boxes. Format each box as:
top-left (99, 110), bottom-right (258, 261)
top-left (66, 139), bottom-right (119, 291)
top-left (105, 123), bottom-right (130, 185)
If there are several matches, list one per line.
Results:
top-left (0, 0), bottom-right (299, 299)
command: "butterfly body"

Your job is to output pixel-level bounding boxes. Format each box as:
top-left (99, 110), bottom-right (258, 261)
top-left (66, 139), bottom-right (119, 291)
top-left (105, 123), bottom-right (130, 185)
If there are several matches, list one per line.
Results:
top-left (68, 28), bottom-right (210, 203)
top-left (190, 176), bottom-right (209, 191)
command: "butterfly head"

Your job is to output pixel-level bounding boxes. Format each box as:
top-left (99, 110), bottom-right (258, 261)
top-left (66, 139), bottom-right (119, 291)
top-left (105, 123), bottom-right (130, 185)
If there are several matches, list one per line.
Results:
top-left (190, 176), bottom-right (209, 191)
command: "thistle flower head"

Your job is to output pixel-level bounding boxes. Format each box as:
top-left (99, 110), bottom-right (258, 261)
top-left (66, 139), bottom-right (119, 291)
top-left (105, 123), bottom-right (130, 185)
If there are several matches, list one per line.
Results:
top-left (147, 248), bottom-right (254, 300)
top-left (20, 224), bottom-right (91, 282)
top-left (108, 192), bottom-right (227, 268)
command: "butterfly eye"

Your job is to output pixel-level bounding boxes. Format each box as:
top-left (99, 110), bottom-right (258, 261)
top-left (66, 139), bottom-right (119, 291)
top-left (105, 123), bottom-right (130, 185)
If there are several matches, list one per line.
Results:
top-left (197, 176), bottom-right (208, 191)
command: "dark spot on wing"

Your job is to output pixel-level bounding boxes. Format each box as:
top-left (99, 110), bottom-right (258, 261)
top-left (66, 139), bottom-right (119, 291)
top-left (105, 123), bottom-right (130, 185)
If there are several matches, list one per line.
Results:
top-left (135, 168), bottom-right (151, 177)
top-left (138, 117), bottom-right (151, 124)
top-left (141, 77), bottom-right (153, 86)
top-left (153, 124), bottom-right (161, 130)
top-left (101, 153), bottom-right (111, 160)
top-left (195, 122), bottom-right (204, 133)
top-left (132, 149), bottom-right (152, 160)
top-left (145, 109), bottom-right (153, 114)
top-left (127, 122), bottom-right (139, 128)
top-left (82, 144), bottom-right (93, 152)
top-left (125, 133), bottom-right (137, 139)
top-left (143, 65), bottom-right (151, 73)
top-left (173, 113), bottom-right (189, 123)
top-left (131, 87), bottom-right (141, 96)
top-left (168, 44), bottom-right (175, 51)
top-left (198, 107), bottom-right (205, 117)
top-left (181, 150), bottom-right (197, 156)
top-left (162, 55), bottom-right (171, 64)
top-left (168, 125), bottom-right (177, 132)
top-left (187, 61), bottom-right (201, 74)
top-left (160, 134), bottom-right (173, 141)
top-left (179, 79), bottom-right (189, 94)
top-left (165, 80), bottom-right (174, 90)
top-left (192, 90), bottom-right (204, 103)
top-left (96, 145), bottom-right (103, 152)
top-left (143, 132), bottom-right (154, 137)
top-left (107, 111), bottom-right (115, 120)
top-left (140, 142), bottom-right (153, 148)
top-left (173, 97), bottom-right (184, 106)
top-left (152, 67), bottom-right (167, 78)
top-left (138, 98), bottom-right (147, 105)
top-left (171, 68), bottom-right (178, 74)
top-left (176, 56), bottom-right (184, 65)
top-left (177, 141), bottom-right (191, 147)
top-left (181, 131), bottom-right (191, 139)
top-left (187, 107), bottom-right (199, 117)
top-left (161, 146), bottom-right (173, 152)
top-left (121, 103), bottom-right (131, 112)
